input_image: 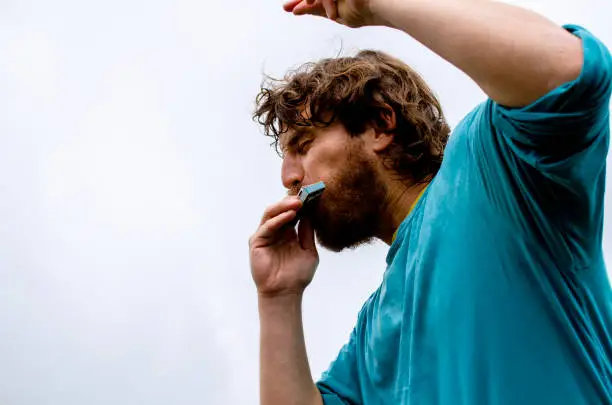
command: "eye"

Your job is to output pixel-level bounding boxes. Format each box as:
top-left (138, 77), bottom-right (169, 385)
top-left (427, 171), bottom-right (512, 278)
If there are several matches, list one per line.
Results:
top-left (296, 139), bottom-right (313, 155)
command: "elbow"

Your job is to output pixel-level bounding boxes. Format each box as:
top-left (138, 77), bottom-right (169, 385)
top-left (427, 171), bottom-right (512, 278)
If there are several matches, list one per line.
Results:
top-left (544, 34), bottom-right (584, 95)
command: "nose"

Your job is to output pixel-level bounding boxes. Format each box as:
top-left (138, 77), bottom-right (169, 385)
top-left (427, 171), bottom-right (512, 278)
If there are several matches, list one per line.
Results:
top-left (281, 154), bottom-right (304, 194)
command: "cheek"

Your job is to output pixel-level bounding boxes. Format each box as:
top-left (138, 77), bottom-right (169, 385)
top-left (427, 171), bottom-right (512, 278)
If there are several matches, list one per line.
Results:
top-left (304, 145), bottom-right (349, 182)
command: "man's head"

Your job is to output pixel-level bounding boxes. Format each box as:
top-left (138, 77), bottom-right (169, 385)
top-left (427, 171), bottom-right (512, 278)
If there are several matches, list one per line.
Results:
top-left (253, 50), bottom-right (450, 251)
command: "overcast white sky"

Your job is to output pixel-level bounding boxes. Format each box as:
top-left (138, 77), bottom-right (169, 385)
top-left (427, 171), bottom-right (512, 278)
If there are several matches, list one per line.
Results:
top-left (0, 1), bottom-right (610, 404)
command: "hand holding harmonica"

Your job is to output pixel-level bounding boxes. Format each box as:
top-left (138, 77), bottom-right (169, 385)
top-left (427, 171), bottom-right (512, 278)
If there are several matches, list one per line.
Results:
top-left (248, 182), bottom-right (325, 298)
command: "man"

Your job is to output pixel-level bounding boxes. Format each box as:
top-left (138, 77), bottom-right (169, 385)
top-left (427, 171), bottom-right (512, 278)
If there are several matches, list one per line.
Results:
top-left (248, 0), bottom-right (612, 404)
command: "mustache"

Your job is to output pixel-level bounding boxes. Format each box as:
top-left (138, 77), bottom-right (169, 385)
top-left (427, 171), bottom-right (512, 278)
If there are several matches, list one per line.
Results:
top-left (287, 185), bottom-right (302, 197)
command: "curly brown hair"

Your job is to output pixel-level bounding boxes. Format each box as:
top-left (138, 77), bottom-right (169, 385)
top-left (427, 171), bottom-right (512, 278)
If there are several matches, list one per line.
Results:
top-left (253, 50), bottom-right (450, 183)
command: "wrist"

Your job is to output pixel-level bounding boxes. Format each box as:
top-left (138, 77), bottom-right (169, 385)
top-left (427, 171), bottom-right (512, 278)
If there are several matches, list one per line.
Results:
top-left (258, 291), bottom-right (303, 313)
top-left (258, 290), bottom-right (303, 305)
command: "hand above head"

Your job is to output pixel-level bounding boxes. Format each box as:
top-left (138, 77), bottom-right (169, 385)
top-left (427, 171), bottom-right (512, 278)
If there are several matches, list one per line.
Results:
top-left (283, 0), bottom-right (380, 28)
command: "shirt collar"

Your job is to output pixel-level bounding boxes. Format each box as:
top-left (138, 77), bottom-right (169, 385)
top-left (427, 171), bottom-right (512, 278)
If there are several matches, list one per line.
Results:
top-left (391, 185), bottom-right (428, 243)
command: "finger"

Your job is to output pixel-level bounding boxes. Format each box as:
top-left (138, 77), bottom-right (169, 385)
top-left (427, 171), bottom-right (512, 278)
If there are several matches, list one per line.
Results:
top-left (256, 210), bottom-right (298, 242)
top-left (283, 0), bottom-right (303, 12)
top-left (321, 0), bottom-right (338, 20)
top-left (291, 1), bottom-right (327, 17)
top-left (297, 217), bottom-right (317, 252)
top-left (260, 197), bottom-right (302, 226)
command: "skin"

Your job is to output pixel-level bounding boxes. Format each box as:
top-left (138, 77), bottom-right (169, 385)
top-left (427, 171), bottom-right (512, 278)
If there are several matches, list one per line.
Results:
top-left (281, 122), bottom-right (423, 251)
top-left (251, 121), bottom-right (431, 405)
top-left (286, 0), bottom-right (583, 108)
top-left (248, 1), bottom-right (584, 404)
top-left (251, 120), bottom-right (424, 296)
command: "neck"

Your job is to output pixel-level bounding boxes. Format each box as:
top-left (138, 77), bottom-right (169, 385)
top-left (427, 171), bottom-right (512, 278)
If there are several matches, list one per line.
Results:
top-left (379, 179), bottom-right (430, 246)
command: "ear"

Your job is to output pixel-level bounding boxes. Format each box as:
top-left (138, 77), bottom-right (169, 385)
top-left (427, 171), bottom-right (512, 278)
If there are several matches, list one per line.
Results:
top-left (370, 104), bottom-right (396, 153)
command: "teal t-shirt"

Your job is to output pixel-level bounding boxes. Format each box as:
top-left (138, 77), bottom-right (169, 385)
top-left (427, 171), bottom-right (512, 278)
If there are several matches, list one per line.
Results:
top-left (316, 25), bottom-right (612, 405)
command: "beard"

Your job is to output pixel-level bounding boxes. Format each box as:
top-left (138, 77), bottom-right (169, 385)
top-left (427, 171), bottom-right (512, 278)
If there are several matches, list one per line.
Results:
top-left (307, 145), bottom-right (389, 252)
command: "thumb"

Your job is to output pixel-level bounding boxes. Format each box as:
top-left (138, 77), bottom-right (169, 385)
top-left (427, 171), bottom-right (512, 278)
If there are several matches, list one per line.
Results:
top-left (297, 218), bottom-right (317, 252)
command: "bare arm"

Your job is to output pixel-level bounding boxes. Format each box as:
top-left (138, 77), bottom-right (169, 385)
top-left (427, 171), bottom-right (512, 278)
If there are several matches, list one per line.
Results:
top-left (288, 0), bottom-right (584, 108)
top-left (258, 294), bottom-right (323, 405)
top-left (371, 0), bottom-right (583, 107)
top-left (248, 196), bottom-right (324, 405)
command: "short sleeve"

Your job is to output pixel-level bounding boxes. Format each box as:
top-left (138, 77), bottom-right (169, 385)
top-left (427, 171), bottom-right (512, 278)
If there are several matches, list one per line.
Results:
top-left (493, 25), bottom-right (612, 153)
top-left (466, 25), bottom-right (611, 269)
top-left (315, 301), bottom-right (371, 405)
top-left (316, 326), bottom-right (361, 405)
top-left (491, 24), bottom-right (611, 173)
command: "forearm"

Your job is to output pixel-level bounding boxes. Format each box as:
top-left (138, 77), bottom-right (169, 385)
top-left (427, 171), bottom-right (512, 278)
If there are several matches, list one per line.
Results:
top-left (258, 294), bottom-right (323, 405)
top-left (370, 0), bottom-right (583, 107)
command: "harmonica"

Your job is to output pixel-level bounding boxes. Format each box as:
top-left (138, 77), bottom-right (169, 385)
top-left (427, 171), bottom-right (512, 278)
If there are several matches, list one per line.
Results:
top-left (298, 181), bottom-right (326, 205)
top-left (287, 181), bottom-right (325, 227)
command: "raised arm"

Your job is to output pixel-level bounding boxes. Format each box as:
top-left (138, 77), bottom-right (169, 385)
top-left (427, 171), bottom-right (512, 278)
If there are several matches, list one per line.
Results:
top-left (285, 0), bottom-right (584, 108)
top-left (370, 0), bottom-right (583, 107)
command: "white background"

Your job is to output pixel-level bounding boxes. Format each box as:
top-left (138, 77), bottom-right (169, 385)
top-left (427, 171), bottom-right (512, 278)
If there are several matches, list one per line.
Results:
top-left (0, 1), bottom-right (610, 404)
